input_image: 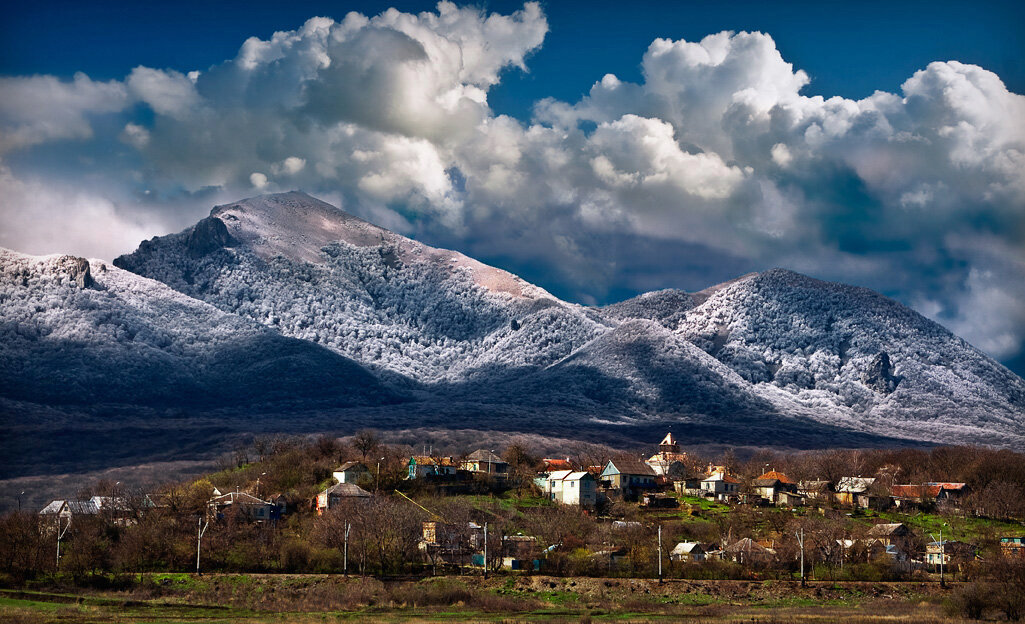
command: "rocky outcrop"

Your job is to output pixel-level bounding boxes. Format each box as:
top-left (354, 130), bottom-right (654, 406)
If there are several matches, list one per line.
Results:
top-left (56, 255), bottom-right (94, 288)
top-left (186, 216), bottom-right (237, 256)
top-left (861, 351), bottom-right (899, 394)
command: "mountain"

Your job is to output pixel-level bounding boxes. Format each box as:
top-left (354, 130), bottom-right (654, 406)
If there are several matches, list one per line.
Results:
top-left (105, 191), bottom-right (1025, 449)
top-left (0, 248), bottom-right (399, 408)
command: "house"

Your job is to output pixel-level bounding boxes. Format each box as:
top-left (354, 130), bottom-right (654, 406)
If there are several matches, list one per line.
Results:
top-left (776, 491), bottom-right (807, 507)
top-left (501, 535), bottom-right (540, 570)
top-left (420, 521), bottom-right (483, 566)
top-left (315, 482), bottom-right (372, 515)
top-left (670, 542), bottom-right (706, 562)
top-left (540, 458), bottom-right (573, 472)
top-left (1001, 537), bottom-right (1025, 559)
top-left (752, 470), bottom-right (797, 503)
top-left (601, 458), bottom-right (657, 500)
top-left (835, 477), bottom-right (884, 508)
top-left (332, 461), bottom-right (370, 484)
top-left (408, 456), bottom-right (459, 479)
top-left (926, 541), bottom-right (976, 568)
top-left (725, 538), bottom-right (775, 565)
top-left (542, 470), bottom-right (597, 508)
top-left (208, 491), bottom-right (276, 522)
top-left (39, 499), bottom-right (99, 522)
top-left (700, 472), bottom-right (740, 500)
top-left (798, 480), bottom-right (834, 503)
top-left (866, 523), bottom-right (912, 546)
top-left (460, 450), bottom-right (509, 476)
top-left (39, 496), bottom-right (140, 526)
top-left (645, 432), bottom-right (689, 476)
top-left (640, 494), bottom-right (678, 508)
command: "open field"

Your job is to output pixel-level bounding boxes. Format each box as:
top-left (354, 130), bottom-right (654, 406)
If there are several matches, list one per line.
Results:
top-left (0, 574), bottom-right (963, 623)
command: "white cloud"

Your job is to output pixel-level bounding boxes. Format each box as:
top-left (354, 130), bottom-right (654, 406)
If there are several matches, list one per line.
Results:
top-left (0, 73), bottom-right (128, 153)
top-left (0, 11), bottom-right (1023, 364)
top-left (249, 172), bottom-right (268, 188)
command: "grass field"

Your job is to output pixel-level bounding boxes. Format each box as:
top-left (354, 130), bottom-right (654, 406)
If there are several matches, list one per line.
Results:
top-left (0, 574), bottom-right (961, 623)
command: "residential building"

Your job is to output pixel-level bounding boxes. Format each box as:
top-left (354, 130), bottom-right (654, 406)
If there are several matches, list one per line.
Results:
top-left (315, 482), bottom-right (371, 515)
top-left (926, 541), bottom-right (976, 567)
top-left (725, 538), bottom-right (775, 565)
top-left (332, 461), bottom-right (370, 484)
top-left (543, 470), bottom-right (597, 508)
top-left (752, 470), bottom-right (797, 503)
top-left (701, 472), bottom-right (740, 499)
top-left (798, 480), bottom-right (834, 503)
top-left (670, 542), bottom-right (706, 562)
top-left (460, 450), bottom-right (509, 476)
top-left (208, 491), bottom-right (276, 522)
top-left (836, 477), bottom-right (886, 508)
top-left (866, 523), bottom-right (912, 546)
top-left (601, 458), bottom-right (657, 500)
top-left (1001, 537), bottom-right (1025, 559)
top-left (408, 456), bottom-right (459, 479)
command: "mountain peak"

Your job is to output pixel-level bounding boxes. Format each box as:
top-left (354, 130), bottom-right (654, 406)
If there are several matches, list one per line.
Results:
top-left (210, 190), bottom-right (392, 264)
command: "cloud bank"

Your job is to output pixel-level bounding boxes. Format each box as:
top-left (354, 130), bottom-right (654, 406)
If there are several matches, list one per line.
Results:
top-left (0, 2), bottom-right (1023, 365)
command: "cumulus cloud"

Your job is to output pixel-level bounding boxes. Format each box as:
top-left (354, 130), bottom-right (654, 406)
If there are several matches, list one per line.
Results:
top-left (0, 5), bottom-right (1022, 366)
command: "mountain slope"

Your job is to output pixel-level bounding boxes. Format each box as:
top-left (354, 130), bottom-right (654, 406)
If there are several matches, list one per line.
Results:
top-left (102, 191), bottom-right (1025, 447)
top-left (677, 269), bottom-right (1025, 443)
top-left (114, 191), bottom-right (610, 385)
top-left (0, 248), bottom-right (399, 407)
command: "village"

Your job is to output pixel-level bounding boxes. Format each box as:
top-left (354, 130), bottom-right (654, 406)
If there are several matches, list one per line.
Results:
top-left (24, 432), bottom-right (1025, 587)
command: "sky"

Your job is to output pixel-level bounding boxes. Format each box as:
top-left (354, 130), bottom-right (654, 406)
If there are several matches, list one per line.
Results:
top-left (1, 1), bottom-right (1023, 375)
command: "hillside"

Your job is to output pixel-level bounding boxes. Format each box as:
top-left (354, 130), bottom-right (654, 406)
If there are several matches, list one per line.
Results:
top-left (0, 248), bottom-right (399, 408)
top-left (107, 191), bottom-right (1025, 449)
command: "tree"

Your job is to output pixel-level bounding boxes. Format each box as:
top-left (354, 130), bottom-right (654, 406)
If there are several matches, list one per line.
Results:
top-left (351, 429), bottom-right (381, 462)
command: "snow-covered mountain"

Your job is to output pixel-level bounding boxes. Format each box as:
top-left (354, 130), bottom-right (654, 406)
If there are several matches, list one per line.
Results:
top-left (105, 191), bottom-right (1025, 447)
top-left (4, 190), bottom-right (1021, 459)
top-left (0, 248), bottom-right (399, 407)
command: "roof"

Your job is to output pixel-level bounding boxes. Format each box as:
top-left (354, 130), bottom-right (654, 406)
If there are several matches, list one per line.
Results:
top-left (40, 499), bottom-right (100, 515)
top-left (411, 456), bottom-right (457, 466)
top-left (659, 432), bottom-right (677, 446)
top-left (547, 470), bottom-right (573, 481)
top-left (209, 491), bottom-right (270, 506)
top-left (798, 480), bottom-right (833, 492)
top-left (925, 482), bottom-right (967, 491)
top-left (542, 458), bottom-right (573, 471)
top-left (703, 472), bottom-right (740, 484)
top-left (836, 477), bottom-right (876, 493)
top-left (604, 458), bottom-right (657, 477)
top-left (867, 523), bottom-right (909, 536)
top-left (725, 538), bottom-right (773, 554)
top-left (321, 483), bottom-right (372, 498)
top-left (755, 470), bottom-right (794, 484)
top-left (671, 542), bottom-right (704, 555)
top-left (335, 461), bottom-right (367, 472)
top-left (465, 449), bottom-right (505, 463)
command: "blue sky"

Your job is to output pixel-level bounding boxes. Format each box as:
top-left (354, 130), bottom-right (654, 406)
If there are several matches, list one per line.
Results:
top-left (1, 1), bottom-right (1023, 375)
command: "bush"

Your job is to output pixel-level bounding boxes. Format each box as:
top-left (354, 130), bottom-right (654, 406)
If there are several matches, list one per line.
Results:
top-left (945, 582), bottom-right (989, 620)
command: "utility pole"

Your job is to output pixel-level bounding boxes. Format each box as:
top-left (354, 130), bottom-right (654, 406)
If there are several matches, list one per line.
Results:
top-left (483, 522), bottom-right (489, 579)
top-left (18, 491), bottom-right (24, 512)
top-left (343, 521), bottom-right (350, 575)
top-left (796, 527), bottom-right (806, 587)
top-left (55, 515), bottom-right (71, 571)
top-left (931, 526), bottom-right (946, 588)
top-left (196, 516), bottom-right (209, 575)
top-left (376, 458), bottom-right (384, 493)
top-left (657, 525), bottom-right (663, 583)
top-left (256, 472), bottom-right (266, 498)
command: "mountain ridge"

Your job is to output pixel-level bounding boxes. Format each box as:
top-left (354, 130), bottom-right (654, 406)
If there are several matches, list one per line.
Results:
top-left (2, 190), bottom-right (1021, 476)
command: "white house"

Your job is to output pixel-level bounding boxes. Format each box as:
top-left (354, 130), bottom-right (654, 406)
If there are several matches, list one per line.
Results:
top-left (700, 472), bottom-right (740, 498)
top-left (543, 470), bottom-right (597, 508)
top-left (670, 542), bottom-right (706, 562)
top-left (332, 461), bottom-right (370, 484)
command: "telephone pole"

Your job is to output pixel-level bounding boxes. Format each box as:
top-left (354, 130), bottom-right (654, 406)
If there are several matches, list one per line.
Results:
top-left (55, 515), bottom-right (71, 570)
top-left (196, 517), bottom-right (210, 575)
top-left (343, 521), bottom-right (350, 575)
top-left (657, 525), bottom-right (663, 583)
top-left (795, 527), bottom-right (806, 587)
top-left (483, 522), bottom-right (489, 579)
